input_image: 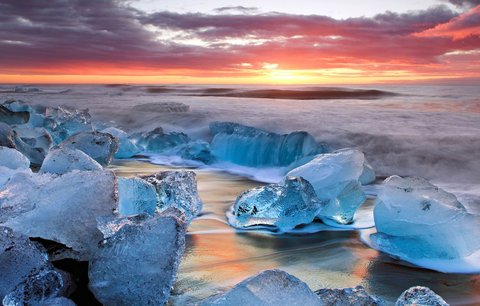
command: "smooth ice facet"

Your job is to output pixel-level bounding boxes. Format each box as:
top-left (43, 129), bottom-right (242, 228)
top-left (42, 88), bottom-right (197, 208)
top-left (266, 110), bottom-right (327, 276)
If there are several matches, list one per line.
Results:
top-left (230, 176), bottom-right (325, 231)
top-left (117, 177), bottom-right (158, 216)
top-left (88, 215), bottom-right (186, 306)
top-left (287, 149), bottom-right (368, 224)
top-left (102, 127), bottom-right (141, 159)
top-left (199, 269), bottom-right (321, 306)
top-left (0, 146), bottom-right (30, 170)
top-left (372, 176), bottom-right (480, 259)
top-left (210, 122), bottom-right (325, 167)
top-left (40, 147), bottom-right (102, 174)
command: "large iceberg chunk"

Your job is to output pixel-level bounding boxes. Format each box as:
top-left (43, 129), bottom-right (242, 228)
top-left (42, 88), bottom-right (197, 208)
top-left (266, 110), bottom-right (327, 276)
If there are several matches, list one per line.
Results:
top-left (0, 146), bottom-right (30, 170)
top-left (134, 127), bottom-right (190, 152)
top-left (371, 176), bottom-right (480, 259)
top-left (142, 171), bottom-right (202, 222)
top-left (88, 215), bottom-right (186, 306)
top-left (57, 131), bottom-right (119, 166)
top-left (43, 106), bottom-right (93, 143)
top-left (40, 147), bottom-right (102, 174)
top-left (395, 286), bottom-right (448, 306)
top-left (287, 149), bottom-right (368, 225)
top-left (315, 286), bottom-right (384, 306)
top-left (117, 177), bottom-right (158, 216)
top-left (199, 269), bottom-right (321, 305)
top-left (0, 171), bottom-right (118, 258)
top-left (0, 105), bottom-right (29, 125)
top-left (102, 127), bottom-right (141, 159)
top-left (210, 122), bottom-right (325, 167)
top-left (230, 176), bottom-right (325, 231)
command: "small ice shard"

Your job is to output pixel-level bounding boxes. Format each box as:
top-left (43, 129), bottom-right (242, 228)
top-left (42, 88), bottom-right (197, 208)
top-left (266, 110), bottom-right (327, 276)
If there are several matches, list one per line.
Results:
top-left (117, 177), bottom-right (158, 216)
top-left (359, 162), bottom-right (376, 185)
top-left (371, 176), bottom-right (480, 259)
top-left (0, 171), bottom-right (117, 258)
top-left (40, 147), bottom-right (103, 175)
top-left (142, 171), bottom-right (202, 222)
top-left (287, 149), bottom-right (368, 225)
top-left (395, 286), bottom-right (448, 306)
top-left (102, 127), bottom-right (141, 159)
top-left (57, 131), bottom-right (119, 166)
top-left (0, 146), bottom-right (30, 170)
top-left (0, 122), bottom-right (16, 148)
top-left (230, 176), bottom-right (325, 231)
top-left (43, 106), bottom-right (93, 143)
top-left (3, 269), bottom-right (65, 306)
top-left (199, 269), bottom-right (321, 306)
top-left (0, 226), bottom-right (52, 301)
top-left (134, 127), bottom-right (190, 152)
top-left (88, 215), bottom-right (186, 306)
top-left (315, 286), bottom-right (384, 306)
top-left (210, 122), bottom-right (325, 167)
top-left (180, 140), bottom-right (214, 164)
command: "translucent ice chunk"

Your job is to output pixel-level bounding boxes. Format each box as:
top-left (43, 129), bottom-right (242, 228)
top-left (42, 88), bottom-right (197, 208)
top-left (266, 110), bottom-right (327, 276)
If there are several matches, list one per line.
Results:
top-left (135, 127), bottom-right (190, 152)
top-left (210, 122), bottom-right (326, 167)
top-left (0, 146), bottom-right (30, 170)
top-left (230, 176), bottom-right (325, 231)
top-left (43, 106), bottom-right (93, 143)
top-left (0, 122), bottom-right (16, 148)
top-left (395, 286), bottom-right (448, 306)
top-left (142, 171), bottom-right (202, 222)
top-left (117, 177), bottom-right (158, 216)
top-left (88, 215), bottom-right (186, 306)
top-left (359, 162), bottom-right (376, 185)
top-left (199, 269), bottom-right (321, 305)
top-left (12, 125), bottom-right (53, 152)
top-left (57, 131), bottom-right (119, 166)
top-left (102, 127), bottom-right (141, 159)
top-left (40, 148), bottom-right (102, 174)
top-left (180, 140), bottom-right (214, 164)
top-left (315, 286), bottom-right (384, 306)
top-left (287, 149), bottom-right (368, 225)
top-left (372, 176), bottom-right (480, 259)
top-left (0, 171), bottom-right (117, 258)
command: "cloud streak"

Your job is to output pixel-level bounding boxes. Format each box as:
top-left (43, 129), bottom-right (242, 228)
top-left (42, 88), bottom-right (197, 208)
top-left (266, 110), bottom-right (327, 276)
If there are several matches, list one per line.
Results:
top-left (0, 0), bottom-right (479, 82)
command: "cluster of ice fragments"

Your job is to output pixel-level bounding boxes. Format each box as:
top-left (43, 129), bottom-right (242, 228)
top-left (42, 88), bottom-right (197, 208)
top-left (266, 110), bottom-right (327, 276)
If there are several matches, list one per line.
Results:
top-left (230, 149), bottom-right (375, 231)
top-left (198, 269), bottom-right (449, 306)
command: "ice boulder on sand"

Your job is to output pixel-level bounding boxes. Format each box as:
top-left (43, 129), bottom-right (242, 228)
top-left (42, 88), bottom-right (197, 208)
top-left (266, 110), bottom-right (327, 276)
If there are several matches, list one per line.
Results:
top-left (199, 269), bottom-right (321, 305)
top-left (40, 147), bottom-right (102, 174)
top-left (57, 131), bottom-right (119, 166)
top-left (395, 286), bottom-right (448, 306)
top-left (371, 176), bottom-right (480, 259)
top-left (315, 286), bottom-right (384, 306)
top-left (209, 122), bottom-right (325, 167)
top-left (88, 215), bottom-right (186, 306)
top-left (102, 127), bottom-right (141, 158)
top-left (287, 149), bottom-right (368, 225)
top-left (0, 146), bottom-right (30, 170)
top-left (0, 227), bottom-right (67, 303)
top-left (142, 171), bottom-right (202, 222)
top-left (230, 176), bottom-right (325, 231)
top-left (117, 177), bottom-right (158, 216)
top-left (0, 170), bottom-right (117, 258)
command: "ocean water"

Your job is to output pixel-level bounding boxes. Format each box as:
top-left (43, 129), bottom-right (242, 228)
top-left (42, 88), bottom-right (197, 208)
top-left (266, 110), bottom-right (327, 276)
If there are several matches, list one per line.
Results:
top-left (1, 84), bottom-right (480, 304)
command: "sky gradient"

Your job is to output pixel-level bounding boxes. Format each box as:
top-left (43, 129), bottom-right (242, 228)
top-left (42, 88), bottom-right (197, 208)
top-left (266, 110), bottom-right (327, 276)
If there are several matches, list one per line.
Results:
top-left (0, 0), bottom-right (479, 84)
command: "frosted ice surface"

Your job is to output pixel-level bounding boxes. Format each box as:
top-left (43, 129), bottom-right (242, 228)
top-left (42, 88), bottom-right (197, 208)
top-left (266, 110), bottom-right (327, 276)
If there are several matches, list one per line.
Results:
top-left (372, 176), bottom-right (480, 259)
top-left (117, 177), bottom-right (158, 216)
top-left (40, 147), bottom-right (102, 174)
top-left (88, 215), bottom-right (186, 306)
top-left (315, 286), bottom-right (384, 306)
top-left (230, 176), bottom-right (325, 231)
top-left (287, 149), bottom-right (368, 225)
top-left (0, 146), bottom-right (30, 170)
top-left (102, 127), bottom-right (141, 159)
top-left (395, 286), bottom-right (448, 306)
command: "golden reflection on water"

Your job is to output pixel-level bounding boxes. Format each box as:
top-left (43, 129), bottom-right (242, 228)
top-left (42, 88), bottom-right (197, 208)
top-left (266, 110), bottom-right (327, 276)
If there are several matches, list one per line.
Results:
top-left (111, 160), bottom-right (480, 305)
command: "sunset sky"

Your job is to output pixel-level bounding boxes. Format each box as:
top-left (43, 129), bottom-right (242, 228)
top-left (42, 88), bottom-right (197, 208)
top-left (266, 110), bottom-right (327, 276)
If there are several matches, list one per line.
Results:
top-left (0, 0), bottom-right (479, 84)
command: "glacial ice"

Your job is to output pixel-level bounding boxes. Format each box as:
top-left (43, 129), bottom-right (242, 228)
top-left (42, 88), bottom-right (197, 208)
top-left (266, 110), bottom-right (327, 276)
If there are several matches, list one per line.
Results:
top-left (0, 104), bottom-right (29, 125)
top-left (315, 286), bottom-right (384, 306)
top-left (102, 127), bottom-right (141, 158)
top-left (12, 125), bottom-right (53, 152)
top-left (0, 146), bottom-right (30, 170)
top-left (371, 176), bottom-right (480, 259)
top-left (40, 147), bottom-right (103, 174)
top-left (359, 162), bottom-right (376, 185)
top-left (117, 177), bottom-right (158, 216)
top-left (134, 127), bottom-right (190, 152)
top-left (199, 269), bottom-right (321, 305)
top-left (142, 171), bottom-right (202, 222)
top-left (37, 297), bottom-right (77, 306)
top-left (13, 136), bottom-right (48, 166)
top-left (96, 213), bottom-right (150, 239)
top-left (88, 215), bottom-right (186, 306)
top-left (230, 176), bottom-right (325, 231)
top-left (43, 106), bottom-right (93, 143)
top-left (0, 122), bottom-right (16, 148)
top-left (395, 286), bottom-right (448, 306)
top-left (180, 140), bottom-right (214, 164)
top-left (0, 170), bottom-right (117, 258)
top-left (57, 131), bottom-right (119, 166)
top-left (209, 122), bottom-right (326, 167)
top-left (287, 149), bottom-right (368, 225)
